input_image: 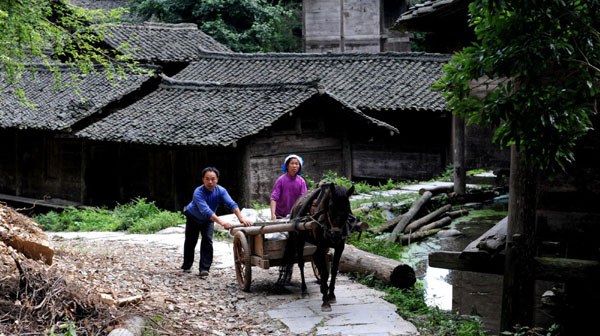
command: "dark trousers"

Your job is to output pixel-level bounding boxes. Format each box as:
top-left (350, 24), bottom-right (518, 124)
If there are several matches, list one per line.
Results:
top-left (182, 214), bottom-right (214, 272)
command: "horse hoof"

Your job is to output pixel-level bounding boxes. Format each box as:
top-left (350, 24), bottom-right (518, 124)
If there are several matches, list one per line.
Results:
top-left (328, 297), bottom-right (336, 303)
top-left (321, 304), bottom-right (332, 312)
top-left (301, 292), bottom-right (309, 298)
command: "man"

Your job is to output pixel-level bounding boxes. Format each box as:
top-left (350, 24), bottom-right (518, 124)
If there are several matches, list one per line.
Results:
top-left (181, 167), bottom-right (252, 276)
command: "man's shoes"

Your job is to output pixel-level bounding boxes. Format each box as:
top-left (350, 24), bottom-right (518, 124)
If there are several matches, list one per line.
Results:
top-left (181, 264), bottom-right (192, 273)
top-left (199, 270), bottom-right (209, 277)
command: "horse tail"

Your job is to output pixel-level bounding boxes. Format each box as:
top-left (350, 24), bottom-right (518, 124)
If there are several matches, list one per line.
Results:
top-left (277, 188), bottom-right (322, 285)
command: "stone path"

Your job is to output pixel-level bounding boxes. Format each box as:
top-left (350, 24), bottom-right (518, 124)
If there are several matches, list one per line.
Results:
top-left (49, 228), bottom-right (418, 335)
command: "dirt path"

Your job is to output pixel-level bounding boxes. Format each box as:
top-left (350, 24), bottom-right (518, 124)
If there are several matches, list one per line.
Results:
top-left (51, 236), bottom-right (301, 335)
top-left (49, 230), bottom-right (417, 335)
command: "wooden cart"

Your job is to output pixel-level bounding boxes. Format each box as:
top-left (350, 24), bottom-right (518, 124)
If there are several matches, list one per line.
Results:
top-left (230, 219), bottom-right (324, 291)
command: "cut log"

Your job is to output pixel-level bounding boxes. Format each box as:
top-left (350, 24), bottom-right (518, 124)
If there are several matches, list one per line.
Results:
top-left (460, 216), bottom-right (507, 262)
top-left (338, 244), bottom-right (416, 289)
top-left (418, 185), bottom-right (453, 195)
top-left (403, 204), bottom-right (452, 233)
top-left (447, 208), bottom-right (469, 219)
top-left (415, 216), bottom-right (452, 232)
top-left (399, 229), bottom-right (441, 245)
top-left (0, 204), bottom-right (54, 265)
top-left (387, 191), bottom-right (432, 242)
top-left (371, 214), bottom-right (405, 234)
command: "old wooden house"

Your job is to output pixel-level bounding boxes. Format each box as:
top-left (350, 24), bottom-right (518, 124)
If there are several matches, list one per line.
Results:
top-left (177, 51), bottom-right (453, 185)
top-left (302, 0), bottom-right (412, 52)
top-left (397, 0), bottom-right (600, 334)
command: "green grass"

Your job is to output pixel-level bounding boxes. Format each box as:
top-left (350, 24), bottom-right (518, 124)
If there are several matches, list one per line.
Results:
top-left (348, 231), bottom-right (406, 260)
top-left (35, 198), bottom-right (185, 234)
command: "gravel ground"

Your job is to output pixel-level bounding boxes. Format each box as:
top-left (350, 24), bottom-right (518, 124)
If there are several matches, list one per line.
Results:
top-left (50, 237), bottom-right (319, 335)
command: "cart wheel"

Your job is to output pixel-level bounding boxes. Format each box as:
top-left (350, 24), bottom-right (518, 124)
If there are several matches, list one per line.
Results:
top-left (233, 231), bottom-right (251, 292)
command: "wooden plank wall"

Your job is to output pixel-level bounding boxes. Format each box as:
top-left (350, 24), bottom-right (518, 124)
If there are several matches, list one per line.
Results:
top-left (303, 0), bottom-right (383, 52)
top-left (352, 143), bottom-right (444, 180)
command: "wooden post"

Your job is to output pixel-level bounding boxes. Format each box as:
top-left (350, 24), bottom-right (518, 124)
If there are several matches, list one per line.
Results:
top-left (453, 114), bottom-right (466, 195)
top-left (341, 131), bottom-right (352, 179)
top-left (500, 145), bottom-right (537, 331)
top-left (80, 140), bottom-right (88, 204)
top-left (15, 132), bottom-right (22, 196)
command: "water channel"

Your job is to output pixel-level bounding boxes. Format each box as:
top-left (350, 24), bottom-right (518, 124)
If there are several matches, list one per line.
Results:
top-left (403, 198), bottom-right (509, 334)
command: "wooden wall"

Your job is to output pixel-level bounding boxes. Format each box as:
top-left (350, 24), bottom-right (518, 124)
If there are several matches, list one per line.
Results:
top-left (303, 0), bottom-right (410, 52)
top-left (245, 98), bottom-right (351, 204)
top-left (85, 141), bottom-right (245, 212)
top-left (464, 123), bottom-right (510, 171)
top-left (0, 130), bottom-right (83, 202)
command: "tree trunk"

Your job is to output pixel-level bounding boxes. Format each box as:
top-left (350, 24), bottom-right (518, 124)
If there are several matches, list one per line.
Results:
top-left (415, 216), bottom-right (452, 232)
top-left (338, 244), bottom-right (416, 289)
top-left (403, 204), bottom-right (452, 233)
top-left (371, 214), bottom-right (404, 234)
top-left (447, 208), bottom-right (469, 219)
top-left (453, 114), bottom-right (466, 195)
top-left (398, 228), bottom-right (441, 245)
top-left (387, 191), bottom-right (432, 242)
top-left (418, 185), bottom-right (453, 195)
top-left (500, 145), bottom-right (537, 331)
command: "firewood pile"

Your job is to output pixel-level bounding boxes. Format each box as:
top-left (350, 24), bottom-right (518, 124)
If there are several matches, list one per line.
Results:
top-left (0, 204), bottom-right (121, 335)
top-left (1, 204), bottom-right (299, 335)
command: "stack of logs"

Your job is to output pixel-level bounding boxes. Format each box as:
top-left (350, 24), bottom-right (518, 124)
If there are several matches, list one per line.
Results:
top-left (373, 190), bottom-right (468, 244)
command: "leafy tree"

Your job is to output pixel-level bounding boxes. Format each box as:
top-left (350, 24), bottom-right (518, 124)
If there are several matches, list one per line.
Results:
top-left (127, 0), bottom-right (302, 52)
top-left (1, 0), bottom-right (140, 104)
top-left (434, 0), bottom-right (600, 175)
top-left (434, 1), bottom-right (599, 330)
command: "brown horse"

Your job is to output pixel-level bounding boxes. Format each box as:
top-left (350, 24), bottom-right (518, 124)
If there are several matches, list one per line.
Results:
top-left (279, 182), bottom-right (355, 312)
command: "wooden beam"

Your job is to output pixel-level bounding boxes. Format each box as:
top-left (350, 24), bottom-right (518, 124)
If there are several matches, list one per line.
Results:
top-left (461, 216), bottom-right (507, 262)
top-left (429, 251), bottom-right (599, 282)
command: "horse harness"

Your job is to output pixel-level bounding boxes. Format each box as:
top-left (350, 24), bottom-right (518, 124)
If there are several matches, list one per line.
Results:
top-left (293, 183), bottom-right (350, 241)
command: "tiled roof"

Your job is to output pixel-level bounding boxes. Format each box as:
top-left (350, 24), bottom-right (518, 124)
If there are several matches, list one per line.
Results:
top-left (68, 0), bottom-right (139, 20)
top-left (68, 0), bottom-right (129, 11)
top-left (174, 52), bottom-right (450, 112)
top-left (103, 22), bottom-right (231, 62)
top-left (76, 76), bottom-right (397, 146)
top-left (394, 0), bottom-right (470, 31)
top-left (0, 64), bottom-right (152, 131)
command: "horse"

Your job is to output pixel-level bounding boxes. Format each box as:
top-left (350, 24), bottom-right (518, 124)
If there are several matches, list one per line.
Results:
top-left (278, 182), bottom-right (355, 312)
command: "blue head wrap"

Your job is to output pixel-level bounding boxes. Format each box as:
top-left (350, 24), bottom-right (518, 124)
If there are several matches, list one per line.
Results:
top-left (282, 154), bottom-right (304, 175)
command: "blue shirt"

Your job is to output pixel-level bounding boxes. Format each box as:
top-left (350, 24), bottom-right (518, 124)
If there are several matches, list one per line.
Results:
top-left (185, 185), bottom-right (238, 223)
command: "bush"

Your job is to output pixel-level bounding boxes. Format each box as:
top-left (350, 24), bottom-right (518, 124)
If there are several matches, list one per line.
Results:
top-left (35, 198), bottom-right (184, 234)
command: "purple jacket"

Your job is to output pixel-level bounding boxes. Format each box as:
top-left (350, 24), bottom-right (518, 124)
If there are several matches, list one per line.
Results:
top-left (270, 174), bottom-right (307, 217)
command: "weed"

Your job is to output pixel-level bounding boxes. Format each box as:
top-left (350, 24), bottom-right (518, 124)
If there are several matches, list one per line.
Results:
top-left (250, 200), bottom-right (269, 210)
top-left (500, 324), bottom-right (560, 336)
top-left (35, 198), bottom-right (185, 234)
top-left (48, 318), bottom-right (77, 336)
top-left (348, 231), bottom-right (405, 260)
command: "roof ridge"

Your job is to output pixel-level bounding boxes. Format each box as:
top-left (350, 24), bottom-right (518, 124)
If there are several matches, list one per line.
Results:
top-left (116, 22), bottom-right (199, 30)
top-left (160, 75), bottom-right (321, 91)
top-left (196, 50), bottom-right (452, 62)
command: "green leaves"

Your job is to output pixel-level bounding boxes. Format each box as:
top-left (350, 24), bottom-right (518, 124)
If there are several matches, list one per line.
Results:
top-left (128, 0), bottom-right (302, 52)
top-left (435, 0), bottom-right (600, 176)
top-left (1, 0), bottom-right (141, 103)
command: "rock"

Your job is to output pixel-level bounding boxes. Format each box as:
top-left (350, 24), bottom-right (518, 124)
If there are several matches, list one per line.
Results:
top-left (0, 204), bottom-right (54, 265)
top-left (437, 229), bottom-right (463, 238)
